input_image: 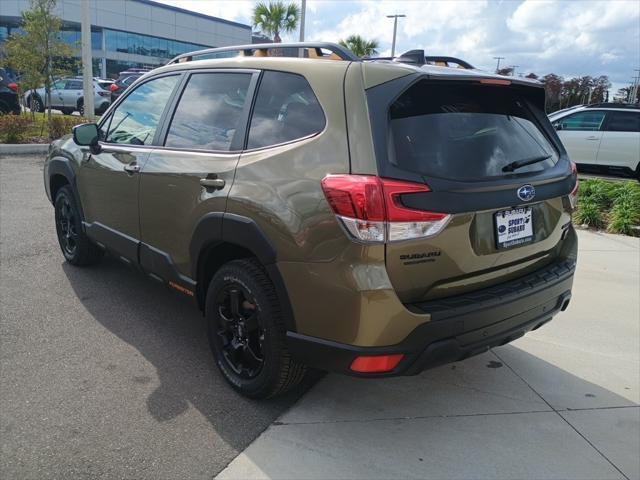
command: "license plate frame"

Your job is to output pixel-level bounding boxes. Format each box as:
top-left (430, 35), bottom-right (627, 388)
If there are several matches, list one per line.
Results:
top-left (494, 207), bottom-right (534, 250)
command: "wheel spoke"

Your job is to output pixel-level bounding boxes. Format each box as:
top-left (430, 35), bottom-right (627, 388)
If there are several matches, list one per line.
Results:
top-left (229, 289), bottom-right (241, 318)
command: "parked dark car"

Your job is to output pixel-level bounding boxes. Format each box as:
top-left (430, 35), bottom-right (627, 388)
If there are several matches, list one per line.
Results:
top-left (0, 68), bottom-right (21, 114)
top-left (109, 73), bottom-right (143, 103)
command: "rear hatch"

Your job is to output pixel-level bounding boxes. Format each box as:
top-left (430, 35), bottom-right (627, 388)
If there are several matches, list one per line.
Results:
top-left (365, 72), bottom-right (576, 303)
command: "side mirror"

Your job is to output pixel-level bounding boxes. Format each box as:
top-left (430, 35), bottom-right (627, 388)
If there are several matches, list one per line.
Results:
top-left (73, 123), bottom-right (101, 154)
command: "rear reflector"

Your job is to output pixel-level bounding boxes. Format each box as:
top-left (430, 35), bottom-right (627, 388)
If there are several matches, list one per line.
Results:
top-left (321, 174), bottom-right (451, 243)
top-left (350, 354), bottom-right (404, 373)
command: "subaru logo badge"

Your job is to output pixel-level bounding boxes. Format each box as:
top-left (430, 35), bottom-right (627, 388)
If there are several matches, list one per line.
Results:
top-left (517, 184), bottom-right (535, 202)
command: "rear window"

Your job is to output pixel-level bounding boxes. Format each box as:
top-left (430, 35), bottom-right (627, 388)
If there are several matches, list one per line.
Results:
top-left (388, 81), bottom-right (559, 181)
top-left (605, 111), bottom-right (640, 133)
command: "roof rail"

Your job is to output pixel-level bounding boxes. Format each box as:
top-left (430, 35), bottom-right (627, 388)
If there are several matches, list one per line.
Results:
top-left (585, 102), bottom-right (639, 109)
top-left (167, 42), bottom-right (359, 64)
top-left (365, 50), bottom-right (475, 69)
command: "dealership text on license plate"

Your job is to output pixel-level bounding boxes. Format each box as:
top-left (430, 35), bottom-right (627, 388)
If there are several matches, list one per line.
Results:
top-left (495, 207), bottom-right (533, 249)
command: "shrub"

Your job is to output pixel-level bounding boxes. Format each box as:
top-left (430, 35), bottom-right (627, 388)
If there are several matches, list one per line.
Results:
top-left (607, 182), bottom-right (640, 236)
top-left (0, 114), bottom-right (34, 143)
top-left (49, 115), bottom-right (88, 140)
top-left (574, 197), bottom-right (606, 228)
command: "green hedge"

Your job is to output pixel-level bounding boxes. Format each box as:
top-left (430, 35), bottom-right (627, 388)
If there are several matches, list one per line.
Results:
top-left (574, 179), bottom-right (640, 236)
top-left (0, 113), bottom-right (88, 143)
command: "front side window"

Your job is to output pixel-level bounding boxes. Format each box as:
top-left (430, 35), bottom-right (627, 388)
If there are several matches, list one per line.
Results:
top-left (247, 71), bottom-right (325, 149)
top-left (558, 111), bottom-right (606, 131)
top-left (605, 111), bottom-right (640, 133)
top-left (164, 72), bottom-right (252, 151)
top-left (104, 75), bottom-right (178, 146)
top-left (388, 81), bottom-right (559, 181)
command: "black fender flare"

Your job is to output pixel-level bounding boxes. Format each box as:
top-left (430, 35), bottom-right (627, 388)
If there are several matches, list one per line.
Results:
top-left (189, 212), bottom-right (296, 331)
top-left (47, 156), bottom-right (86, 224)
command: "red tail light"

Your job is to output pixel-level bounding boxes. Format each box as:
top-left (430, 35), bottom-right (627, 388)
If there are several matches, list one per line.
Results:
top-left (321, 174), bottom-right (450, 243)
top-left (350, 354), bottom-right (404, 373)
top-left (109, 83), bottom-right (119, 92)
top-left (569, 161), bottom-right (579, 209)
top-left (7, 82), bottom-right (18, 92)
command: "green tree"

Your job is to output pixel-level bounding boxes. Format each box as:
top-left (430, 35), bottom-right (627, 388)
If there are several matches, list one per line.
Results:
top-left (252, 1), bottom-right (300, 43)
top-left (338, 35), bottom-right (379, 58)
top-left (3, 0), bottom-right (74, 129)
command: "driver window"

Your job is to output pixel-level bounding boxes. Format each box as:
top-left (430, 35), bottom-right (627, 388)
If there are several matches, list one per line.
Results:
top-left (104, 75), bottom-right (178, 146)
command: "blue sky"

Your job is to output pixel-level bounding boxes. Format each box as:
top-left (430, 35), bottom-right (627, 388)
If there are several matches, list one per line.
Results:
top-left (156, 0), bottom-right (640, 93)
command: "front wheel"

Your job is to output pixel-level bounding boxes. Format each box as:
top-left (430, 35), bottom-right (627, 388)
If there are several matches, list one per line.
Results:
top-left (205, 258), bottom-right (306, 398)
top-left (54, 186), bottom-right (103, 266)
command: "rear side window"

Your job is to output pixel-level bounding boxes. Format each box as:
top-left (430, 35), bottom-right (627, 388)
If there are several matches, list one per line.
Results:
top-left (247, 71), bottom-right (325, 149)
top-left (558, 111), bottom-right (606, 131)
top-left (389, 81), bottom-right (559, 181)
top-left (605, 111), bottom-right (640, 132)
top-left (65, 80), bottom-right (82, 90)
top-left (165, 72), bottom-right (252, 151)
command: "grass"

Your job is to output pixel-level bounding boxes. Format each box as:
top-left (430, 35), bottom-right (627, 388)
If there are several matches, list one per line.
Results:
top-left (575, 178), bottom-right (640, 236)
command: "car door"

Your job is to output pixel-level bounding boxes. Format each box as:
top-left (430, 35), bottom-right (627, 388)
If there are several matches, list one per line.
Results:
top-left (596, 111), bottom-right (640, 171)
top-left (62, 79), bottom-right (83, 108)
top-left (554, 110), bottom-right (606, 165)
top-left (138, 70), bottom-right (257, 283)
top-left (49, 80), bottom-right (66, 108)
top-left (76, 73), bottom-right (181, 262)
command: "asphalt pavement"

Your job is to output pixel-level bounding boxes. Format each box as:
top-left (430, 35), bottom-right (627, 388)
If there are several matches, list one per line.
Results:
top-left (0, 154), bottom-right (312, 479)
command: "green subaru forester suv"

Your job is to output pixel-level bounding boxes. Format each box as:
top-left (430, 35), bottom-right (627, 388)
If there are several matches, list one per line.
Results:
top-left (44, 43), bottom-right (578, 398)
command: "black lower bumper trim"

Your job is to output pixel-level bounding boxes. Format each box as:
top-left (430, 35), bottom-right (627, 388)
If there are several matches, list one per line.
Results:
top-left (287, 258), bottom-right (575, 377)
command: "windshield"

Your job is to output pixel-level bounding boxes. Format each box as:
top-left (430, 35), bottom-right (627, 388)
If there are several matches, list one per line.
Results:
top-left (388, 81), bottom-right (558, 181)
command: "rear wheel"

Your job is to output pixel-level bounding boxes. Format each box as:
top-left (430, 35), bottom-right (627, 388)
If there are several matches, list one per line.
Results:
top-left (60, 108), bottom-right (73, 115)
top-left (205, 258), bottom-right (306, 398)
top-left (28, 95), bottom-right (43, 113)
top-left (77, 99), bottom-right (84, 117)
top-left (54, 186), bottom-right (103, 266)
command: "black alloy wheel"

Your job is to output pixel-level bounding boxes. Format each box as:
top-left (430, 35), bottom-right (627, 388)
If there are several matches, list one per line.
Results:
top-left (55, 192), bottom-right (78, 258)
top-left (214, 282), bottom-right (265, 379)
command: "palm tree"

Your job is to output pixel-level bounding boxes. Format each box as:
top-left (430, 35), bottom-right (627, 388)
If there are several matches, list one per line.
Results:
top-left (252, 1), bottom-right (300, 43)
top-left (338, 35), bottom-right (380, 58)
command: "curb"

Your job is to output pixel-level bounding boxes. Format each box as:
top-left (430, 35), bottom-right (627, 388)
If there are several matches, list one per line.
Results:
top-left (0, 144), bottom-right (49, 155)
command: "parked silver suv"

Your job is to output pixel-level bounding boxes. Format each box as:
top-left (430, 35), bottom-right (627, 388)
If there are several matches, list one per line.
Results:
top-left (24, 77), bottom-right (113, 115)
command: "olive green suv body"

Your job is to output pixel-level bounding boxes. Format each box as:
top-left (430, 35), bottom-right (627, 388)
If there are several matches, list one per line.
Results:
top-left (44, 43), bottom-right (578, 398)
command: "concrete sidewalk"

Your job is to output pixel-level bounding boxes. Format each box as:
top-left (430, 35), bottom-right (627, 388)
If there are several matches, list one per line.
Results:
top-left (218, 230), bottom-right (640, 480)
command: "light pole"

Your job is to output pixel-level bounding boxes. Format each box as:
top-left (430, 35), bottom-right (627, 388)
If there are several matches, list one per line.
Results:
top-left (299, 0), bottom-right (306, 42)
top-left (386, 14), bottom-right (406, 58)
top-left (493, 56), bottom-right (504, 73)
top-left (81, 0), bottom-right (94, 120)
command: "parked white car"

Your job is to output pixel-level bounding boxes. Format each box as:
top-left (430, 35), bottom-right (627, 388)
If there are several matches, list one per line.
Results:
top-left (548, 104), bottom-right (640, 179)
top-left (23, 77), bottom-right (113, 116)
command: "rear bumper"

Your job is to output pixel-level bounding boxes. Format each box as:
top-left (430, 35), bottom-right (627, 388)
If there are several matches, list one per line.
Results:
top-left (287, 257), bottom-right (575, 376)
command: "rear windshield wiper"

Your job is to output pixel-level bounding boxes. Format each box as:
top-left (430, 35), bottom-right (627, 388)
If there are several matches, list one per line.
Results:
top-left (502, 154), bottom-right (551, 173)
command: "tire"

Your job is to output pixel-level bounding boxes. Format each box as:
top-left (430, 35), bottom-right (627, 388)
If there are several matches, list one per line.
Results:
top-left (60, 108), bottom-right (73, 115)
top-left (28, 95), bottom-right (44, 113)
top-left (54, 186), bottom-right (103, 266)
top-left (205, 258), bottom-right (306, 399)
top-left (636, 164), bottom-right (640, 182)
top-left (77, 99), bottom-right (84, 117)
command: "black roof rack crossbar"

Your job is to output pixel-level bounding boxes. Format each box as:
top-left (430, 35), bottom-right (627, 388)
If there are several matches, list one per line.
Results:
top-left (424, 56), bottom-right (475, 69)
top-left (364, 50), bottom-right (474, 69)
top-left (167, 42), bottom-right (359, 64)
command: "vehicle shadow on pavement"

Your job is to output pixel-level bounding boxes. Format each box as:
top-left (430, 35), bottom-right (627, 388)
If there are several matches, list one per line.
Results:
top-left (61, 254), bottom-right (319, 452)
top-left (218, 347), bottom-right (639, 479)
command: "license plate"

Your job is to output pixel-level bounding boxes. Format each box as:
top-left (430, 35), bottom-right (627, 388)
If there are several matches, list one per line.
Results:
top-left (495, 207), bottom-right (533, 249)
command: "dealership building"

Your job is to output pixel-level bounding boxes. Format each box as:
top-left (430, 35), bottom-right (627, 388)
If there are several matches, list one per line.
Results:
top-left (0, 0), bottom-right (252, 78)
